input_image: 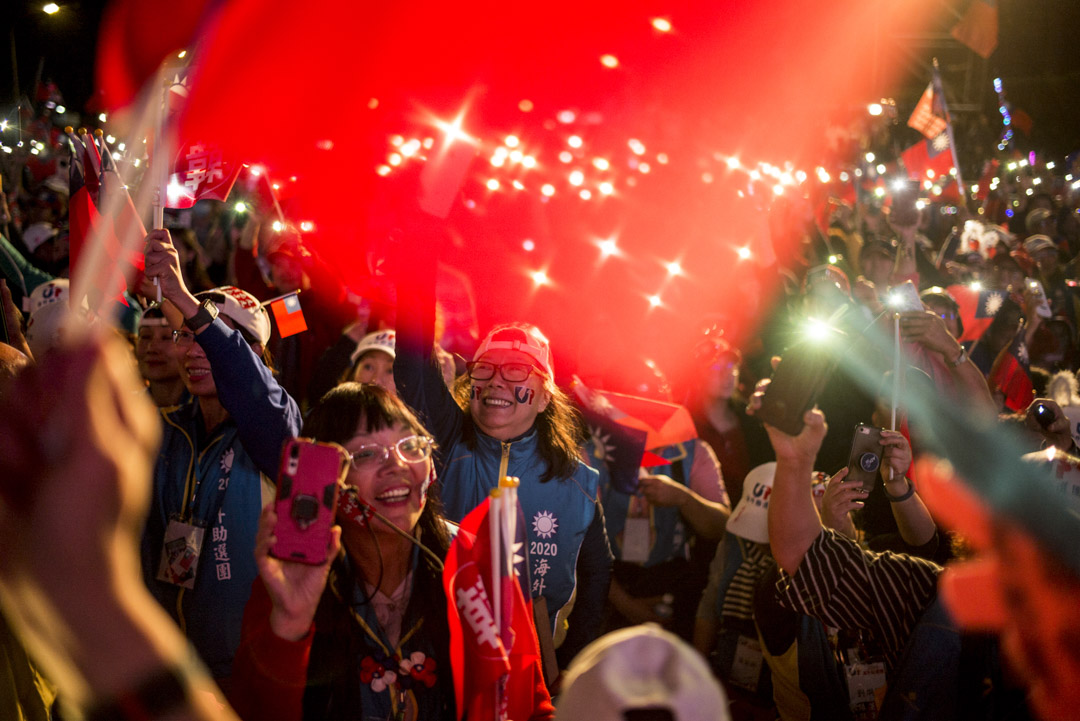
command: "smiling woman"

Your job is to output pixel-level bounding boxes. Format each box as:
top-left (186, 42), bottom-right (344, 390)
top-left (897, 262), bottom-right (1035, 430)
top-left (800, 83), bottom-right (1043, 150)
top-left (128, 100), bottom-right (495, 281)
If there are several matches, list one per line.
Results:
top-left (394, 236), bottom-right (613, 673)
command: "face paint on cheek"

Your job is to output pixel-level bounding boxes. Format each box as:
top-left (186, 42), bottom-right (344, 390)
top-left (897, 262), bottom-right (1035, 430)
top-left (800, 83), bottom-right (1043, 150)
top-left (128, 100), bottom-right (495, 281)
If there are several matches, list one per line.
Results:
top-left (472, 385), bottom-right (482, 400)
top-left (514, 386), bottom-right (535, 405)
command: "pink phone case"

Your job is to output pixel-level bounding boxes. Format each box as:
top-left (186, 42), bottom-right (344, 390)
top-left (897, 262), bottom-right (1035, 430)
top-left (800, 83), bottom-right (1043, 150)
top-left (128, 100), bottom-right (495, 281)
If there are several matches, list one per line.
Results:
top-left (271, 439), bottom-right (350, 565)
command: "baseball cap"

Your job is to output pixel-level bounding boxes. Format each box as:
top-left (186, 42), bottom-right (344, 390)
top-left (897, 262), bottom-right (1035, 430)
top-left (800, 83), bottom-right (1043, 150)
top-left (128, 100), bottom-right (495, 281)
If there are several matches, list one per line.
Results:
top-left (27, 279), bottom-right (70, 315)
top-left (1025, 207), bottom-right (1052, 235)
top-left (26, 302), bottom-right (83, 359)
top-left (350, 329), bottom-right (396, 364)
top-left (726, 462), bottom-right (776, 544)
top-left (194, 286), bottom-right (271, 345)
top-left (22, 222), bottom-right (59, 254)
top-left (558, 624), bottom-right (730, 721)
top-left (473, 323), bottom-right (553, 377)
top-left (1024, 235), bottom-right (1057, 257)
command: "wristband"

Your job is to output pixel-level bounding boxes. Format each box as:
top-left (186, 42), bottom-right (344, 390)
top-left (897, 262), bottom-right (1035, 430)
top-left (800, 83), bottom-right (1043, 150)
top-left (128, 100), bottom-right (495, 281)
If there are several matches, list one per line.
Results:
top-left (883, 478), bottom-right (916, 503)
top-left (85, 664), bottom-right (189, 721)
top-left (182, 298), bottom-right (219, 332)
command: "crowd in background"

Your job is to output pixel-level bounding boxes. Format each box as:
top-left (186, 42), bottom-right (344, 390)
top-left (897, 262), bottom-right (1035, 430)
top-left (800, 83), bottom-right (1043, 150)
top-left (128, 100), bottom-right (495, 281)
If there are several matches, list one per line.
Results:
top-left (2, 85), bottom-right (1080, 721)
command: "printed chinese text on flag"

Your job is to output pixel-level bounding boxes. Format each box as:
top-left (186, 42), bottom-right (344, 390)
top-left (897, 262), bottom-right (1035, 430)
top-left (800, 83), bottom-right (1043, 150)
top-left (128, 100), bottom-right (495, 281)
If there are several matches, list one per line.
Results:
top-left (167, 139), bottom-right (241, 209)
top-left (988, 320), bottom-right (1035, 412)
top-left (443, 497), bottom-right (549, 721)
top-left (269, 292), bottom-right (308, 338)
top-left (907, 83), bottom-right (947, 139)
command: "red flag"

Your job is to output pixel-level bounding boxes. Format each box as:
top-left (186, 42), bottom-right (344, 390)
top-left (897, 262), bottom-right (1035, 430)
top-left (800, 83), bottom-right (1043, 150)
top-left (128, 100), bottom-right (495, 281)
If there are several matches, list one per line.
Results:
top-left (444, 498), bottom-right (549, 721)
top-left (164, 73), bottom-right (242, 209)
top-left (901, 131), bottom-right (955, 183)
top-left (269, 292), bottom-right (308, 337)
top-left (988, 321), bottom-right (1034, 412)
top-left (951, 284), bottom-right (1007, 343)
top-left (907, 83), bottom-right (947, 139)
top-left (572, 382), bottom-right (698, 453)
top-left (950, 0), bottom-right (998, 59)
top-left (66, 133), bottom-right (143, 308)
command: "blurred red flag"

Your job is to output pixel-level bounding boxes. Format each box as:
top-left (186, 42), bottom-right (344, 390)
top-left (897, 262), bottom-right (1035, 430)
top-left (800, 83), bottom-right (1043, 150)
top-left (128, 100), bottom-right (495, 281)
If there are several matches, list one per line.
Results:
top-left (907, 83), bottom-right (948, 139)
top-left (950, 0), bottom-right (998, 59)
top-left (988, 321), bottom-right (1035, 412)
top-left (443, 497), bottom-right (548, 721)
top-left (901, 132), bottom-right (955, 183)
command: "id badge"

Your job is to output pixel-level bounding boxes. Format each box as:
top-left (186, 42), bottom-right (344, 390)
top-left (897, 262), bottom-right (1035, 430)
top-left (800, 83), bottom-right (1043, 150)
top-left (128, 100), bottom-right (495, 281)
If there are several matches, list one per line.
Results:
top-left (621, 516), bottom-right (651, 563)
top-left (729, 634), bottom-right (765, 691)
top-left (846, 660), bottom-right (887, 721)
top-left (157, 520), bottom-right (205, 589)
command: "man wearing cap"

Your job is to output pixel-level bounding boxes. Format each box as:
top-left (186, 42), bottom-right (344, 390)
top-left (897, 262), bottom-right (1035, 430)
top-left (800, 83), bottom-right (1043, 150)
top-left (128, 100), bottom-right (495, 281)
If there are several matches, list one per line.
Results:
top-left (856, 236), bottom-right (897, 292)
top-left (1024, 233), bottom-right (1078, 337)
top-left (140, 229), bottom-right (301, 688)
top-left (395, 250), bottom-right (609, 672)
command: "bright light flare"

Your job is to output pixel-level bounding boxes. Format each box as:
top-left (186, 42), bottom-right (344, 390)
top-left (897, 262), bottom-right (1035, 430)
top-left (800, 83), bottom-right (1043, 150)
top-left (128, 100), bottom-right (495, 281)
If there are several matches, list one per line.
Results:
top-left (600, 54), bottom-right (619, 68)
top-left (505, 135), bottom-right (520, 148)
top-left (0, 120), bottom-right (7, 132)
top-left (234, 201), bottom-right (248, 213)
top-left (736, 246), bottom-right (752, 260)
top-left (599, 181), bottom-right (615, 195)
top-left (593, 157), bottom-right (610, 171)
top-left (804, 317), bottom-right (832, 343)
top-left (433, 108), bottom-right (475, 148)
top-left (522, 155), bottom-right (537, 169)
top-left (652, 17), bottom-right (672, 32)
top-left (816, 167), bottom-right (831, 183)
top-left (271, 220), bottom-right (285, 232)
top-left (665, 260), bottom-right (683, 276)
top-left (628, 139), bottom-right (646, 155)
top-left (541, 184), bottom-right (555, 197)
top-left (401, 139), bottom-right (421, 157)
top-left (530, 269), bottom-right (551, 287)
top-left (568, 135), bottom-right (583, 148)
top-left (42, 3), bottom-right (59, 14)
top-left (568, 170), bottom-right (585, 186)
top-left (559, 151), bottom-right (573, 164)
top-left (726, 157), bottom-right (740, 170)
top-left (299, 221), bottom-right (315, 232)
top-left (598, 238), bottom-right (619, 258)
top-left (522, 239), bottom-right (536, 251)
top-left (647, 294), bottom-right (663, 308)
top-left (486, 179), bottom-right (500, 191)
top-left (868, 103), bottom-right (883, 116)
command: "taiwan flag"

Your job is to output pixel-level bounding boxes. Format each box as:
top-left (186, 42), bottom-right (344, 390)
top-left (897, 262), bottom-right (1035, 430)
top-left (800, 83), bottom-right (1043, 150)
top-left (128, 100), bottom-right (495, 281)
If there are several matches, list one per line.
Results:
top-left (268, 292), bottom-right (307, 338)
top-left (988, 321), bottom-right (1034, 412)
top-left (951, 285), bottom-right (1010, 343)
top-left (902, 131), bottom-right (955, 183)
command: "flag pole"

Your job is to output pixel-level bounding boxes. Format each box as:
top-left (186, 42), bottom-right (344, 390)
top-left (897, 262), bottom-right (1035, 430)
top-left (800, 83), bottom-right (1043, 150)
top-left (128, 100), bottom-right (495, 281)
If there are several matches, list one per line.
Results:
top-left (890, 314), bottom-right (902, 480)
top-left (488, 488), bottom-right (503, 721)
top-left (933, 58), bottom-right (966, 201)
top-left (150, 67), bottom-right (170, 303)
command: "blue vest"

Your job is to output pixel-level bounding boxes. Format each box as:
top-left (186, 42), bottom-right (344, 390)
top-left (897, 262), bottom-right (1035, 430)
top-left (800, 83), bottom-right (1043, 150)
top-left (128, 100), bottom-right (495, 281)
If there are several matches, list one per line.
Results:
top-left (593, 441), bottom-right (696, 567)
top-left (142, 400), bottom-right (268, 679)
top-left (438, 427), bottom-right (598, 633)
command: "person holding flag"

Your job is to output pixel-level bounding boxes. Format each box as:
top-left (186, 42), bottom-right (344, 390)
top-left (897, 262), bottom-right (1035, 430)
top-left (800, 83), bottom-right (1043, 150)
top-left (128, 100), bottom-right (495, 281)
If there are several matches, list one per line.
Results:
top-left (230, 383), bottom-right (554, 720)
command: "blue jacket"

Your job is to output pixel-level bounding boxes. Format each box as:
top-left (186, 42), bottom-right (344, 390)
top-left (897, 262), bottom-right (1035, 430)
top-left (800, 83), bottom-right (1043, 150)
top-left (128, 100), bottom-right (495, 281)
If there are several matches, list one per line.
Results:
top-left (140, 318), bottom-right (300, 679)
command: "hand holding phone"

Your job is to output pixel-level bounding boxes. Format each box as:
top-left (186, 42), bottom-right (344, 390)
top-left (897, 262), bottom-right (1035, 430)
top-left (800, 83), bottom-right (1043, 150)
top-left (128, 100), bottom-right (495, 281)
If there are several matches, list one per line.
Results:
top-left (756, 331), bottom-right (844, 436)
top-left (847, 424), bottom-right (884, 493)
top-left (271, 438), bottom-right (350, 565)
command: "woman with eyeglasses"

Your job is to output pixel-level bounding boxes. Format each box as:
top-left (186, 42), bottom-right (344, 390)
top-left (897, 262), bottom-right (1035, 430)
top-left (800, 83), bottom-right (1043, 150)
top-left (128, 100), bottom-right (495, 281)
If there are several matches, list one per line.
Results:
top-left (394, 244), bottom-right (611, 674)
top-left (230, 382), bottom-right (558, 720)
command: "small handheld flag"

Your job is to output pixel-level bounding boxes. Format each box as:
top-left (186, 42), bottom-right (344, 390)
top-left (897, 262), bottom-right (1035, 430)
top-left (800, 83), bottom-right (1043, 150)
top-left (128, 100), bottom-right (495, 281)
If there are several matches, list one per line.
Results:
top-left (267, 291), bottom-right (308, 338)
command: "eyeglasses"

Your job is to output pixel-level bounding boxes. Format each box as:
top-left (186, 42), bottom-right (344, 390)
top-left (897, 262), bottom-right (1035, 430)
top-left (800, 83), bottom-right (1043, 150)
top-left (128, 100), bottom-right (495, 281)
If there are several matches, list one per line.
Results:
top-left (936, 311), bottom-right (958, 321)
top-left (349, 435), bottom-right (434, 468)
top-left (465, 361), bottom-right (539, 383)
top-left (172, 329), bottom-right (196, 346)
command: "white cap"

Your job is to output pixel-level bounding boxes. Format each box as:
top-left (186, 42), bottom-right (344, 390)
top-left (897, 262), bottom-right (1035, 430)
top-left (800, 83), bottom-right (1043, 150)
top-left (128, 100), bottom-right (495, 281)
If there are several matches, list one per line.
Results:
top-left (195, 286), bottom-right (271, 345)
top-left (22, 222), bottom-right (59, 253)
top-left (558, 624), bottom-right (729, 721)
top-left (350, 329), bottom-right (396, 364)
top-left (27, 279), bottom-right (70, 315)
top-left (726, 462), bottom-right (776, 544)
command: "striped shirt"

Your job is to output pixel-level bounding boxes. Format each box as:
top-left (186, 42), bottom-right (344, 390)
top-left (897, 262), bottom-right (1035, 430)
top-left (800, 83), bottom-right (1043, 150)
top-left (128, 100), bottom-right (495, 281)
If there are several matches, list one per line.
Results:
top-left (774, 528), bottom-right (942, 672)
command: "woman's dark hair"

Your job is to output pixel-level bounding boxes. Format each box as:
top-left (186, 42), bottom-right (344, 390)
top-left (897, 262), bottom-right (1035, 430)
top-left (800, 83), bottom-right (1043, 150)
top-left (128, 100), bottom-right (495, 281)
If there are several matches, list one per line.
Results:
top-left (451, 373), bottom-right (584, 484)
top-left (301, 383), bottom-right (455, 718)
top-left (301, 382), bottom-right (452, 554)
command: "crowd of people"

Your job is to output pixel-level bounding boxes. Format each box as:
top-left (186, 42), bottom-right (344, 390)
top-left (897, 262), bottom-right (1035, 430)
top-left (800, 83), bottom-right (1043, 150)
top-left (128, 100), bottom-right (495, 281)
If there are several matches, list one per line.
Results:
top-left (2, 91), bottom-right (1080, 721)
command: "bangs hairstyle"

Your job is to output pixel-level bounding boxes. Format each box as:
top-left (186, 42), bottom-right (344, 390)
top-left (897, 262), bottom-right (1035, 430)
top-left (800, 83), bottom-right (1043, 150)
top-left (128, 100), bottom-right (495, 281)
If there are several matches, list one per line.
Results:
top-left (302, 382), bottom-right (429, 444)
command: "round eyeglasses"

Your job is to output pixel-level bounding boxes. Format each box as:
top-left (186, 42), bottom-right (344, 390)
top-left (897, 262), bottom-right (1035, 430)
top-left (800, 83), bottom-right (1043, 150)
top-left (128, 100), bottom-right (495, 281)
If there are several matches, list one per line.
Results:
top-left (172, 329), bottom-right (196, 346)
top-left (349, 435), bottom-right (434, 468)
top-left (465, 361), bottom-right (537, 383)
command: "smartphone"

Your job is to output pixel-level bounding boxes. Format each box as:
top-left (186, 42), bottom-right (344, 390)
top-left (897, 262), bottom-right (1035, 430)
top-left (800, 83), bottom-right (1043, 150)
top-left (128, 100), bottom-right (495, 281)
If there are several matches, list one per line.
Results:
top-left (756, 335), bottom-right (842, 436)
top-left (889, 179), bottom-right (920, 228)
top-left (847, 424), bottom-right (884, 493)
top-left (271, 438), bottom-right (350, 565)
top-left (1033, 402), bottom-right (1055, 429)
top-left (1025, 278), bottom-right (1053, 319)
top-left (887, 280), bottom-right (923, 313)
